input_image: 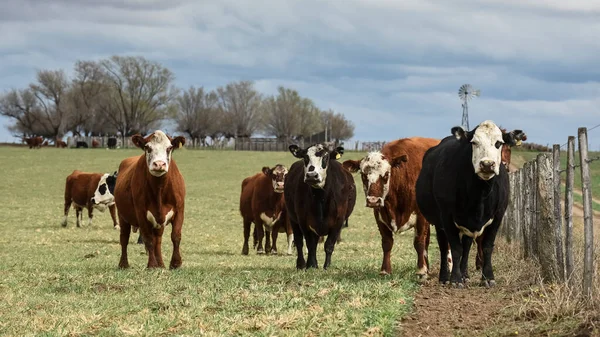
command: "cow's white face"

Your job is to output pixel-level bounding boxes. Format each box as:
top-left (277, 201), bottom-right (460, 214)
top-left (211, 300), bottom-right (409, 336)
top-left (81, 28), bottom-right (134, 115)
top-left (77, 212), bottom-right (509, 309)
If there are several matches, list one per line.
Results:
top-left (454, 120), bottom-right (504, 180)
top-left (91, 172), bottom-right (117, 210)
top-left (289, 144), bottom-right (344, 189)
top-left (263, 164), bottom-right (288, 193)
top-left (132, 130), bottom-right (185, 177)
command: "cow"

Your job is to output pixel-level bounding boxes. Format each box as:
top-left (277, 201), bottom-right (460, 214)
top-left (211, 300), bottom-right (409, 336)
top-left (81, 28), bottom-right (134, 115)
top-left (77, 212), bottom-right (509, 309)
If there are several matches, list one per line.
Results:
top-left (107, 137), bottom-right (117, 149)
top-left (473, 128), bottom-right (527, 270)
top-left (92, 139), bottom-right (100, 148)
top-left (62, 170), bottom-right (118, 228)
top-left (416, 120), bottom-right (520, 288)
top-left (42, 140), bottom-right (49, 146)
top-left (284, 143), bottom-right (356, 269)
top-left (56, 138), bottom-right (67, 148)
top-left (114, 130), bottom-right (186, 269)
top-left (240, 165), bottom-right (292, 255)
top-left (76, 141), bottom-right (89, 148)
top-left (343, 137), bottom-right (440, 277)
top-left (23, 136), bottom-right (43, 149)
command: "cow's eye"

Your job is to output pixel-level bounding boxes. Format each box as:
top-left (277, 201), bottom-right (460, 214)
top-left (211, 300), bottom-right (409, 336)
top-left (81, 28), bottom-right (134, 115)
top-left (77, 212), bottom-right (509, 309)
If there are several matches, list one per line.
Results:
top-left (145, 145), bottom-right (152, 153)
top-left (495, 141), bottom-right (503, 149)
top-left (167, 146), bottom-right (173, 152)
top-left (382, 171), bottom-right (389, 181)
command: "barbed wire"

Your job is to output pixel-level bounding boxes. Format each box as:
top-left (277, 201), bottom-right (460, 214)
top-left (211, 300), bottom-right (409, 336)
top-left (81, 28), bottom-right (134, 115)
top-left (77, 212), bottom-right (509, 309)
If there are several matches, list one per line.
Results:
top-left (559, 122), bottom-right (600, 149)
top-left (557, 155), bottom-right (600, 174)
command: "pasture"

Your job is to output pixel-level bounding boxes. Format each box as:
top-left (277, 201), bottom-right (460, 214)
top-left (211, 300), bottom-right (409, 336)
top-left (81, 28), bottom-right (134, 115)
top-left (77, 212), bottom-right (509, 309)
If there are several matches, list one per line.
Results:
top-left (0, 146), bottom-right (424, 336)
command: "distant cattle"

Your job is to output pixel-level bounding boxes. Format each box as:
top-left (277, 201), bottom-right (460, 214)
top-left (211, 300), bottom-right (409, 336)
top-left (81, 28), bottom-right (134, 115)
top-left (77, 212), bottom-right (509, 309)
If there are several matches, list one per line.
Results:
top-left (474, 128), bottom-right (527, 270)
top-left (42, 140), bottom-right (49, 146)
top-left (76, 141), bottom-right (88, 148)
top-left (240, 164), bottom-right (292, 255)
top-left (285, 144), bottom-right (356, 269)
top-left (23, 136), bottom-right (43, 149)
top-left (92, 139), bottom-right (100, 148)
top-left (416, 120), bottom-right (518, 288)
top-left (107, 137), bottom-right (117, 149)
top-left (62, 170), bottom-right (118, 228)
top-left (114, 130), bottom-right (186, 269)
top-left (56, 139), bottom-right (67, 148)
top-left (343, 137), bottom-right (440, 277)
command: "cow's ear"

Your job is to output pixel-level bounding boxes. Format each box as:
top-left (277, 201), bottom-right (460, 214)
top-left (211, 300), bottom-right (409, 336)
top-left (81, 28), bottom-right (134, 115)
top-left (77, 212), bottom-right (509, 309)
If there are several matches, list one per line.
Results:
top-left (113, 171), bottom-right (118, 177)
top-left (451, 126), bottom-right (467, 140)
top-left (172, 136), bottom-right (186, 150)
top-left (262, 166), bottom-right (272, 176)
top-left (289, 145), bottom-right (306, 158)
top-left (391, 154), bottom-right (408, 168)
top-left (131, 134), bottom-right (146, 149)
top-left (332, 147), bottom-right (344, 160)
top-left (342, 159), bottom-right (361, 173)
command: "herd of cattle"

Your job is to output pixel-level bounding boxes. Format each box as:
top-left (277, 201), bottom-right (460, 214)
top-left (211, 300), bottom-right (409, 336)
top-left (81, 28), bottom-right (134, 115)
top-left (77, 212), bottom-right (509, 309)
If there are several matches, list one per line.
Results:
top-left (61, 121), bottom-right (526, 288)
top-left (22, 136), bottom-right (118, 149)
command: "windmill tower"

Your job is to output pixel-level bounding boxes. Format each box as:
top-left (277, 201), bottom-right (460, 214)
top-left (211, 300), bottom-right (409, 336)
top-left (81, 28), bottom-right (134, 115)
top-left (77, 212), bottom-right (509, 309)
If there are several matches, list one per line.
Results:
top-left (458, 84), bottom-right (480, 131)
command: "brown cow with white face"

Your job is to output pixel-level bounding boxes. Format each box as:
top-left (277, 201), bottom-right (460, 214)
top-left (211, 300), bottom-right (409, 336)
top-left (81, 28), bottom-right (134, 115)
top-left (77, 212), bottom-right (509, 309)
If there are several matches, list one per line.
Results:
top-left (343, 137), bottom-right (440, 277)
top-left (114, 130), bottom-right (186, 269)
top-left (240, 164), bottom-right (292, 255)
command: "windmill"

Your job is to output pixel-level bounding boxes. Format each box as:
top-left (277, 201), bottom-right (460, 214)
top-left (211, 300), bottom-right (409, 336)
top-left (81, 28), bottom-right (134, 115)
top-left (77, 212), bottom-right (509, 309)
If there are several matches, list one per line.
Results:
top-left (458, 84), bottom-right (480, 131)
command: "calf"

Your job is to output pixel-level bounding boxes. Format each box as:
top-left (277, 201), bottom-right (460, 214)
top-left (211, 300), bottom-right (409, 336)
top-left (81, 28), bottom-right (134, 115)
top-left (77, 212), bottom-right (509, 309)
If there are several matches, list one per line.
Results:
top-left (56, 138), bottom-right (67, 148)
top-left (240, 165), bottom-right (291, 255)
top-left (416, 120), bottom-right (517, 288)
top-left (107, 137), bottom-right (117, 149)
top-left (76, 141), bottom-right (89, 148)
top-left (24, 136), bottom-right (43, 149)
top-left (62, 170), bottom-right (118, 228)
top-left (285, 144), bottom-right (356, 269)
top-left (114, 130), bottom-right (186, 269)
top-left (343, 137), bottom-right (440, 277)
top-left (92, 139), bottom-right (100, 148)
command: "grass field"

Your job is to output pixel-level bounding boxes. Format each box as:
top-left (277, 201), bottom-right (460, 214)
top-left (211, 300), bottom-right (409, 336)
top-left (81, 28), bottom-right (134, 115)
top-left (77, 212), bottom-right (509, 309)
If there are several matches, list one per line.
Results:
top-left (0, 146), bottom-right (426, 336)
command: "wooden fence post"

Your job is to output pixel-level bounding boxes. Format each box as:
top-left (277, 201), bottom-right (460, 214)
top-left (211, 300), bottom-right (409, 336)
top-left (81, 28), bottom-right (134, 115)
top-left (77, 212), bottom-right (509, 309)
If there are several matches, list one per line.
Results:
top-left (522, 161), bottom-right (532, 259)
top-left (531, 160), bottom-right (540, 260)
top-left (578, 128), bottom-right (594, 297)
top-left (564, 136), bottom-right (575, 285)
top-left (552, 145), bottom-right (565, 282)
top-left (536, 154), bottom-right (560, 283)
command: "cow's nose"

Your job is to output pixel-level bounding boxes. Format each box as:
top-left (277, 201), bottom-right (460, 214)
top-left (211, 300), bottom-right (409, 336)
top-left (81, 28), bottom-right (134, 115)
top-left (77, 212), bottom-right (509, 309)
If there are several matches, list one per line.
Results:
top-left (152, 161), bottom-right (167, 171)
top-left (91, 198), bottom-right (96, 204)
top-left (367, 196), bottom-right (379, 204)
top-left (276, 182), bottom-right (284, 187)
top-left (480, 160), bottom-right (495, 171)
top-left (307, 165), bottom-right (315, 172)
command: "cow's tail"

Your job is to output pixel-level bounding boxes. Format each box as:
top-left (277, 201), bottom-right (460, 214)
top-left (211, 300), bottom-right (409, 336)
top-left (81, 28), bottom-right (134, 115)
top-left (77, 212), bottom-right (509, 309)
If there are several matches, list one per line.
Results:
top-left (62, 176), bottom-right (72, 226)
top-left (311, 188), bottom-right (328, 236)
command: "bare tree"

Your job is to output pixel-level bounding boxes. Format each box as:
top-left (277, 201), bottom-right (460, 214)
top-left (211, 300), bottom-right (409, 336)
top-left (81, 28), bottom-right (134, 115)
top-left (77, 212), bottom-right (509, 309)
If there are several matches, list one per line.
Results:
top-left (322, 109), bottom-right (355, 144)
top-left (262, 86), bottom-right (302, 140)
top-left (97, 55), bottom-right (178, 141)
top-left (216, 81), bottom-right (262, 138)
top-left (29, 69), bottom-right (70, 141)
top-left (0, 88), bottom-right (42, 138)
top-left (175, 86), bottom-right (219, 147)
top-left (67, 61), bottom-right (109, 136)
top-left (294, 98), bottom-right (321, 141)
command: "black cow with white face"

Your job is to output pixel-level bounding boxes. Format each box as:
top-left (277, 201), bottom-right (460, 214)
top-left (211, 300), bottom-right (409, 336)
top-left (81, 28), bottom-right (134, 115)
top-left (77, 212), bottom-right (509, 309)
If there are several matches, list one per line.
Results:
top-left (416, 120), bottom-right (518, 288)
top-left (284, 143), bottom-right (356, 269)
top-left (90, 171), bottom-right (117, 209)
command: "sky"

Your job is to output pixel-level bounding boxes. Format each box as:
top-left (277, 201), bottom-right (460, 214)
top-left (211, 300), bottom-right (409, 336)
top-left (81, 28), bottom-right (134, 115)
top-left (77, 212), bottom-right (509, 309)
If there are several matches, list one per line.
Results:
top-left (1, 0), bottom-right (600, 149)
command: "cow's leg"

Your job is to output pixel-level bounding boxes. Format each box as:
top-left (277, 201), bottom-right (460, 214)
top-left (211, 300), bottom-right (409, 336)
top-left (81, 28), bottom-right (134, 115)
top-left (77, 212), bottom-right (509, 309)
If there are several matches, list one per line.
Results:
top-left (153, 226), bottom-right (165, 268)
top-left (242, 217), bottom-right (252, 255)
top-left (137, 234), bottom-right (143, 244)
top-left (323, 226), bottom-right (341, 270)
top-left (475, 235), bottom-right (484, 270)
top-left (118, 217), bottom-right (131, 269)
top-left (252, 226), bottom-right (258, 249)
top-left (86, 202), bottom-right (94, 226)
top-left (291, 221), bottom-right (305, 269)
top-left (138, 225), bottom-right (159, 268)
top-left (255, 223), bottom-right (265, 254)
top-left (62, 197), bottom-right (71, 227)
top-left (169, 213), bottom-right (184, 269)
top-left (377, 221), bottom-right (394, 275)
top-left (445, 223), bottom-right (465, 288)
top-left (460, 236), bottom-right (473, 282)
top-left (75, 207), bottom-right (82, 227)
top-left (264, 228), bottom-right (272, 254)
top-left (434, 225), bottom-right (450, 284)
top-left (287, 233), bottom-right (294, 255)
top-left (413, 215), bottom-right (430, 279)
top-left (480, 218), bottom-right (501, 287)
top-left (271, 229), bottom-right (278, 255)
top-left (109, 204), bottom-right (120, 230)
top-left (305, 231), bottom-right (319, 269)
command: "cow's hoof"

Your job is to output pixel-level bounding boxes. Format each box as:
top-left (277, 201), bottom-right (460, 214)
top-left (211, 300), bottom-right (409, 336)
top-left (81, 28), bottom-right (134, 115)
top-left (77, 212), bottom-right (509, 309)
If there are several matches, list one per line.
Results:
top-left (480, 279), bottom-right (496, 288)
top-left (463, 277), bottom-right (470, 283)
top-left (242, 248), bottom-right (249, 255)
top-left (271, 249), bottom-right (277, 255)
top-left (118, 262), bottom-right (129, 269)
top-left (114, 225), bottom-right (121, 231)
top-left (451, 282), bottom-right (464, 289)
top-left (287, 251), bottom-right (293, 256)
top-left (257, 249), bottom-right (264, 255)
top-left (417, 274), bottom-right (428, 283)
top-left (379, 270), bottom-right (390, 276)
top-left (440, 280), bottom-right (450, 286)
top-left (61, 222), bottom-right (67, 227)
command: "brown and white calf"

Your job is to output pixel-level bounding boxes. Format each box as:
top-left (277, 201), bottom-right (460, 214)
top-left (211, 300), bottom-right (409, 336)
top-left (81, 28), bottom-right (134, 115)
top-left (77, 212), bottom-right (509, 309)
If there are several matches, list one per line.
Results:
top-left (114, 130), bottom-right (186, 269)
top-left (240, 165), bottom-right (293, 255)
top-left (62, 171), bottom-right (118, 228)
top-left (343, 137), bottom-right (440, 277)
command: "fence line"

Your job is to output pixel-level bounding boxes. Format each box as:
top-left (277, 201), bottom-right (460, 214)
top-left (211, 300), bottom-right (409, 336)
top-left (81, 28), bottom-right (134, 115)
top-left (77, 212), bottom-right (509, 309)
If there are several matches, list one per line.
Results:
top-left (502, 127), bottom-right (594, 290)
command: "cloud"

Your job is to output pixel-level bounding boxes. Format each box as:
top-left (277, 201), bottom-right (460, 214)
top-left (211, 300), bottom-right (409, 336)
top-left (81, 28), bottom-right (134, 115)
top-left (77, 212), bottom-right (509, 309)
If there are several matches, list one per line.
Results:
top-left (1, 0), bottom-right (599, 148)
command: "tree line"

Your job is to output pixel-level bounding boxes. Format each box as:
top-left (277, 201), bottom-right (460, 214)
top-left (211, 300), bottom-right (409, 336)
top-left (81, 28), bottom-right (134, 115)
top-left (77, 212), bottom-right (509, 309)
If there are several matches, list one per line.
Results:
top-left (0, 55), bottom-right (354, 147)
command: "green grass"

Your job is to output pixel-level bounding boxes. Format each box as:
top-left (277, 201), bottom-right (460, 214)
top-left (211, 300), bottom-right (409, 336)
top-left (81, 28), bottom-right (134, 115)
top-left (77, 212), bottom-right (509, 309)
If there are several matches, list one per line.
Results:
top-left (0, 147), bottom-right (423, 336)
